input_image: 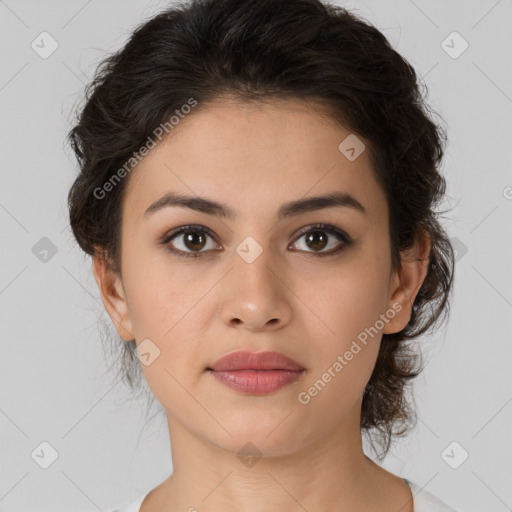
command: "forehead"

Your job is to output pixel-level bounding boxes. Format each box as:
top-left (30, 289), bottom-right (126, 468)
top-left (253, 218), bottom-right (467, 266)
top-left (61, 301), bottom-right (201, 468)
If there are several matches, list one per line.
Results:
top-left (122, 98), bottom-right (387, 223)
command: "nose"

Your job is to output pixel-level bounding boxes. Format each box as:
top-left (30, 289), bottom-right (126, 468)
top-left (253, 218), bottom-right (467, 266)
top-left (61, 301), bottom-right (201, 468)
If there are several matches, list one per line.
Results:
top-left (219, 245), bottom-right (293, 332)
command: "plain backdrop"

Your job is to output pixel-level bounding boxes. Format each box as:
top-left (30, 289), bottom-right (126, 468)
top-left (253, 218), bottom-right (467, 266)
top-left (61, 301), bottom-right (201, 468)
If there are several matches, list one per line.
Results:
top-left (1, 1), bottom-right (511, 511)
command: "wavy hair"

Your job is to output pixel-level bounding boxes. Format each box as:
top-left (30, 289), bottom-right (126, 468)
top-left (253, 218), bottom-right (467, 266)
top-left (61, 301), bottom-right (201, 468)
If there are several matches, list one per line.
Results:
top-left (66, 0), bottom-right (455, 459)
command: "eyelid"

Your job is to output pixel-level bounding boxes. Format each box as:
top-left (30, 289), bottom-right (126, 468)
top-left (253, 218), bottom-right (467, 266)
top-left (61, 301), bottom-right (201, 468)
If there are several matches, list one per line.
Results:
top-left (289, 222), bottom-right (352, 245)
top-left (161, 224), bottom-right (218, 243)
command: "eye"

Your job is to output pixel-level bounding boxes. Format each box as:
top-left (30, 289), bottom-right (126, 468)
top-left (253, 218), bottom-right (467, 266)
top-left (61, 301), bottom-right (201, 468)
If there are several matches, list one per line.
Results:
top-left (161, 222), bottom-right (353, 259)
top-left (162, 225), bottom-right (221, 258)
top-left (289, 223), bottom-right (353, 256)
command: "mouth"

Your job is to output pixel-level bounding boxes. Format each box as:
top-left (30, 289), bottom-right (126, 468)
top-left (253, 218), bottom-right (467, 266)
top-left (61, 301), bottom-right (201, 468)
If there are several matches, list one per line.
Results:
top-left (206, 350), bottom-right (306, 395)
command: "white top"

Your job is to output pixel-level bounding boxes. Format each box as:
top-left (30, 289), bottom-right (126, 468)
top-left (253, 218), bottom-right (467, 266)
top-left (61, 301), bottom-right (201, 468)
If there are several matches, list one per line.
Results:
top-left (106, 478), bottom-right (457, 512)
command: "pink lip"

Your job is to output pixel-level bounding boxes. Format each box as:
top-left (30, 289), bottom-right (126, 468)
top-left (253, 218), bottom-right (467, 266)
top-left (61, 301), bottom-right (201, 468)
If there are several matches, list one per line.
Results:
top-left (208, 350), bottom-right (305, 371)
top-left (207, 350), bottom-right (306, 396)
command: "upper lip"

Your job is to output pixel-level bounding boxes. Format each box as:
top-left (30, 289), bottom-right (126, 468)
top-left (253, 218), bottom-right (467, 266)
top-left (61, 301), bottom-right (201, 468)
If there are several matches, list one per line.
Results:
top-left (208, 350), bottom-right (305, 371)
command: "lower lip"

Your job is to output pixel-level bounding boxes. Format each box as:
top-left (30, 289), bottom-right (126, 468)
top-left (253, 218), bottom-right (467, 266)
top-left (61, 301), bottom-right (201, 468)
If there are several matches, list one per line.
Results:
top-left (208, 369), bottom-right (304, 395)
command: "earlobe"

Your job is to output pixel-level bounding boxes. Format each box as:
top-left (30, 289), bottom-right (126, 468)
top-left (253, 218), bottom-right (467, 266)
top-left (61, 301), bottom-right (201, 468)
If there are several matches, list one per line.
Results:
top-left (92, 250), bottom-right (134, 341)
top-left (383, 230), bottom-right (431, 335)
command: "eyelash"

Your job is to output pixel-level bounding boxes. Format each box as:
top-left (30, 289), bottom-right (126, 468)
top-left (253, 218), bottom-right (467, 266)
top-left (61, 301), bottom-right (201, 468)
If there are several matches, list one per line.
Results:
top-left (160, 223), bottom-right (353, 259)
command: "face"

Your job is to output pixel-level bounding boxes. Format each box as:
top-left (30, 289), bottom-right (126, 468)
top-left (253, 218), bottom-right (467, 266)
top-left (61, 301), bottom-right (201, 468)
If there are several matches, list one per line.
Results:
top-left (94, 98), bottom-right (427, 457)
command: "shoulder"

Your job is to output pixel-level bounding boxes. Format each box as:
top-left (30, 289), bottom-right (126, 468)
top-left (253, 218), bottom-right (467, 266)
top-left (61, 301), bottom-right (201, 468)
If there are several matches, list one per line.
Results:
top-left (103, 492), bottom-right (148, 512)
top-left (404, 479), bottom-right (458, 512)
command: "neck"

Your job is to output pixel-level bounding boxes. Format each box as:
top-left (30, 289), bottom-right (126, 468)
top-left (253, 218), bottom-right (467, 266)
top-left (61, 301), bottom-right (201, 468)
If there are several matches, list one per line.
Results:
top-left (144, 404), bottom-right (412, 512)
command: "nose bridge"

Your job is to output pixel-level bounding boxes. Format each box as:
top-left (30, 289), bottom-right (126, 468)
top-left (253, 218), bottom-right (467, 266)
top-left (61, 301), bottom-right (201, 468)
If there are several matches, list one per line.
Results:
top-left (219, 234), bottom-right (292, 330)
top-left (235, 237), bottom-right (275, 291)
top-left (233, 234), bottom-right (279, 300)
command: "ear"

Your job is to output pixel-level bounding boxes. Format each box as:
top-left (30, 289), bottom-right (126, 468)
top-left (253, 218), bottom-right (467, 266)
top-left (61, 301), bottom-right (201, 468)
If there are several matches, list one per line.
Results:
top-left (383, 229), bottom-right (431, 335)
top-left (92, 249), bottom-right (134, 341)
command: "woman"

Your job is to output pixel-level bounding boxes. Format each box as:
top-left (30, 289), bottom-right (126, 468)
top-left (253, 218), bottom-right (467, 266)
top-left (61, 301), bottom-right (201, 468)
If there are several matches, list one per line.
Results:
top-left (67, 0), bottom-right (456, 510)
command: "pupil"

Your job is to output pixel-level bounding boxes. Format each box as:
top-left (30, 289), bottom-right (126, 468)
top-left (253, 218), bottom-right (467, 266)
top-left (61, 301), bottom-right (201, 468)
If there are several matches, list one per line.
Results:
top-left (307, 231), bottom-right (327, 251)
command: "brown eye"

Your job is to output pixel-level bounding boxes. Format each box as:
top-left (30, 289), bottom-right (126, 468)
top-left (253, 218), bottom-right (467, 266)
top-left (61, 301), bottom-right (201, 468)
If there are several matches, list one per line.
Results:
top-left (163, 225), bottom-right (220, 258)
top-left (304, 230), bottom-right (329, 251)
top-left (182, 231), bottom-right (207, 251)
top-left (289, 223), bottom-right (353, 256)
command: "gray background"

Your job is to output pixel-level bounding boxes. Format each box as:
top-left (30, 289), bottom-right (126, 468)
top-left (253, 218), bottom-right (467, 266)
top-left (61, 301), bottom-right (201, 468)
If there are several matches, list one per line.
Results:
top-left (1, 0), bottom-right (511, 511)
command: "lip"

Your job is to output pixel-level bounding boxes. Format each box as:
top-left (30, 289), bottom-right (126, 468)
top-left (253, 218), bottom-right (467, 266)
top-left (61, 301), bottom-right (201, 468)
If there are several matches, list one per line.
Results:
top-left (208, 350), bottom-right (305, 372)
top-left (206, 350), bottom-right (306, 396)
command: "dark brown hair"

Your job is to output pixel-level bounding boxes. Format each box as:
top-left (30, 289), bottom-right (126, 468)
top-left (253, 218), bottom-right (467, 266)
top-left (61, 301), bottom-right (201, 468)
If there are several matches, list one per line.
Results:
top-left (66, 0), bottom-right (455, 459)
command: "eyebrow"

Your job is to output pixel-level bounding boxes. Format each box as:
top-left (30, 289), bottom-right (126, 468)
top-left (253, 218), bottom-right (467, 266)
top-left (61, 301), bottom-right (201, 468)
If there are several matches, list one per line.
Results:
top-left (144, 191), bottom-right (367, 220)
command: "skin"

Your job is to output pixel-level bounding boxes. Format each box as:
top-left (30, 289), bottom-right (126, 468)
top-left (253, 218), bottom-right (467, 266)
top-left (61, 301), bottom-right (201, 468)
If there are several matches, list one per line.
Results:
top-left (93, 97), bottom-right (430, 512)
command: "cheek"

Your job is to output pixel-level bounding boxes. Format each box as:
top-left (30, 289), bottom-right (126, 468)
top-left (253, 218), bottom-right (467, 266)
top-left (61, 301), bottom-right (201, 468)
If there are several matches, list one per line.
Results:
top-left (121, 250), bottom-right (220, 399)
top-left (296, 248), bottom-right (391, 342)
top-left (292, 247), bottom-right (391, 390)
top-left (122, 242), bottom-right (209, 337)
top-left (295, 268), bottom-right (386, 416)
top-left (122, 256), bottom-right (213, 410)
